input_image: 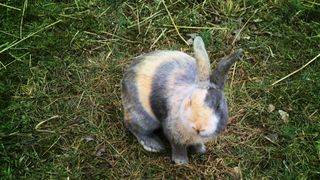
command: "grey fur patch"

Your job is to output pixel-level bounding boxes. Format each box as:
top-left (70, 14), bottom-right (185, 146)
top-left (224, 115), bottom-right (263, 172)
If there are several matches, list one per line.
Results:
top-left (205, 88), bottom-right (228, 133)
top-left (150, 62), bottom-right (175, 121)
top-left (174, 60), bottom-right (196, 85)
top-left (210, 49), bottom-right (243, 89)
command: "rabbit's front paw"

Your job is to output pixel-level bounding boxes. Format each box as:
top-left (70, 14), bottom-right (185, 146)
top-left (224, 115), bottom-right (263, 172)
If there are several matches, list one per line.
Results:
top-left (138, 134), bottom-right (165, 152)
top-left (172, 155), bottom-right (189, 165)
top-left (191, 143), bottom-right (206, 154)
top-left (171, 144), bottom-right (188, 164)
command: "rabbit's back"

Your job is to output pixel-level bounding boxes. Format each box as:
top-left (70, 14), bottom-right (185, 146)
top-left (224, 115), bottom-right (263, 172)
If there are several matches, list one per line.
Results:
top-left (123, 50), bottom-right (197, 121)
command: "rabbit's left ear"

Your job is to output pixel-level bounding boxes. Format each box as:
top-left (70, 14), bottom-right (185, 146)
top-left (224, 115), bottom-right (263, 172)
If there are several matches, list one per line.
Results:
top-left (210, 49), bottom-right (243, 90)
top-left (193, 36), bottom-right (211, 81)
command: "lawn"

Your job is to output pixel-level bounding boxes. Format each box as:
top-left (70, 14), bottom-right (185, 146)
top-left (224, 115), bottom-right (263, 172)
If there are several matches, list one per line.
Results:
top-left (1, 0), bottom-right (320, 179)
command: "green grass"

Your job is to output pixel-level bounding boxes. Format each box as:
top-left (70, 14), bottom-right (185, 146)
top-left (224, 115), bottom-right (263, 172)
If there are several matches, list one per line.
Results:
top-left (1, 0), bottom-right (320, 179)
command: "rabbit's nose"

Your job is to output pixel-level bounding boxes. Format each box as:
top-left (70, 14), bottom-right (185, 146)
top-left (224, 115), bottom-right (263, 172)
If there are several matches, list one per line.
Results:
top-left (192, 127), bottom-right (205, 134)
top-left (192, 126), bottom-right (198, 134)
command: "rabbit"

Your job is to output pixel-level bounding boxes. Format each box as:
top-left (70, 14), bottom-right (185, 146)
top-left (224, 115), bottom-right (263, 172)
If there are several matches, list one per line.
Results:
top-left (121, 36), bottom-right (243, 164)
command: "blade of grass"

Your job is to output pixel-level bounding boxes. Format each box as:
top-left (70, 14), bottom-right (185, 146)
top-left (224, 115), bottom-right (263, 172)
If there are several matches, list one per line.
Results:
top-left (98, 7), bottom-right (110, 17)
top-left (105, 140), bottom-right (131, 166)
top-left (229, 62), bottom-right (237, 92)
top-left (35, 115), bottom-right (60, 133)
top-left (0, 61), bottom-right (5, 69)
top-left (20, 0), bottom-right (28, 39)
top-left (272, 52), bottom-right (320, 86)
top-left (127, 11), bottom-right (163, 28)
top-left (0, 30), bottom-right (20, 38)
top-left (150, 28), bottom-right (167, 49)
top-left (0, 2), bottom-right (21, 11)
top-left (161, 0), bottom-right (188, 45)
top-left (232, 9), bottom-right (258, 46)
top-left (99, 31), bottom-right (139, 44)
top-left (0, 52), bottom-right (30, 70)
top-left (162, 24), bottom-right (227, 30)
top-left (303, 0), bottom-right (320, 6)
top-left (74, 0), bottom-right (79, 10)
top-left (42, 136), bottom-right (62, 155)
top-left (0, 20), bottom-right (62, 54)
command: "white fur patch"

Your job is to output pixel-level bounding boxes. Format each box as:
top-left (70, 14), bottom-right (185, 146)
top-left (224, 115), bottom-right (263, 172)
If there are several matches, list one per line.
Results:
top-left (199, 113), bottom-right (218, 137)
top-left (139, 140), bottom-right (162, 152)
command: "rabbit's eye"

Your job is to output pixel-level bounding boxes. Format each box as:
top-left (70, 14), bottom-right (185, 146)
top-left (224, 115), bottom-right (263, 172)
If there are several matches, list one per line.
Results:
top-left (216, 104), bottom-right (220, 110)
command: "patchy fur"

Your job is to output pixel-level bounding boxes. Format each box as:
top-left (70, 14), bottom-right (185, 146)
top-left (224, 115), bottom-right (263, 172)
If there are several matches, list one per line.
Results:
top-left (121, 36), bottom-right (242, 164)
top-left (135, 51), bottom-right (192, 120)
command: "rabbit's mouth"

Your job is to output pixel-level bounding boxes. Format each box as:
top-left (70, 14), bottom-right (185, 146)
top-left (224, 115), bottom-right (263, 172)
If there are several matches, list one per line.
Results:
top-left (198, 133), bottom-right (212, 138)
top-left (199, 135), bottom-right (210, 138)
top-left (198, 131), bottom-right (217, 139)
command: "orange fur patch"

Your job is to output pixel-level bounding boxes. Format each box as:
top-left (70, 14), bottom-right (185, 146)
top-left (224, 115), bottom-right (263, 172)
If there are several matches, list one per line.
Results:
top-left (188, 89), bottom-right (213, 132)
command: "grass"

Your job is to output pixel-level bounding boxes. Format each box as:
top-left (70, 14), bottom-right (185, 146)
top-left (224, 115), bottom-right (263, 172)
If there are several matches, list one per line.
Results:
top-left (0, 0), bottom-right (320, 179)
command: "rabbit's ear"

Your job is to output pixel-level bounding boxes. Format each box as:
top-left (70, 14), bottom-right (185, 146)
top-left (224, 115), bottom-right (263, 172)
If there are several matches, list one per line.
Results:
top-left (210, 49), bottom-right (243, 90)
top-left (193, 36), bottom-right (211, 81)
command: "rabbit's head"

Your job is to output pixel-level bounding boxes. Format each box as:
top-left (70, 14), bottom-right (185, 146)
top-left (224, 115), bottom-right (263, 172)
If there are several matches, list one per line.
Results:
top-left (181, 37), bottom-right (243, 141)
top-left (182, 87), bottom-right (223, 139)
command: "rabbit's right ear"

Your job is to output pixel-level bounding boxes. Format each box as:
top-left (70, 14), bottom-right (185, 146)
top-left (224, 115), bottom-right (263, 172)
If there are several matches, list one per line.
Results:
top-left (193, 36), bottom-right (211, 82)
top-left (210, 49), bottom-right (243, 90)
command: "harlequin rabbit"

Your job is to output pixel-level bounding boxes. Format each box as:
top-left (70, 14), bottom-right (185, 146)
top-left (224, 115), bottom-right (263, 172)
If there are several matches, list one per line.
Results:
top-left (121, 36), bottom-right (242, 164)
